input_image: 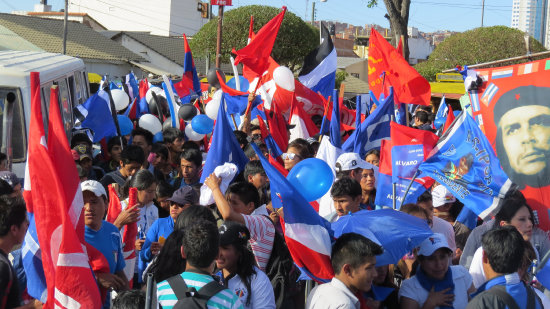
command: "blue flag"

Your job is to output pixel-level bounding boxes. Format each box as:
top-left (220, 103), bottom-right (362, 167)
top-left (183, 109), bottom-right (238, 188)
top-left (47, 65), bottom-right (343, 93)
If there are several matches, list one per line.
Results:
top-left (200, 95), bottom-right (249, 183)
top-left (353, 95), bottom-right (362, 154)
top-left (127, 72), bottom-right (140, 101)
top-left (74, 90), bottom-right (117, 142)
top-left (537, 255), bottom-right (550, 290)
top-left (329, 90), bottom-right (341, 148)
top-left (342, 88), bottom-right (394, 157)
top-left (434, 95), bottom-right (447, 130)
top-left (395, 103), bottom-right (407, 126)
top-left (418, 112), bottom-right (513, 219)
top-left (456, 206), bottom-right (478, 230)
top-left (374, 173), bottom-right (428, 209)
top-left (22, 213), bottom-right (47, 302)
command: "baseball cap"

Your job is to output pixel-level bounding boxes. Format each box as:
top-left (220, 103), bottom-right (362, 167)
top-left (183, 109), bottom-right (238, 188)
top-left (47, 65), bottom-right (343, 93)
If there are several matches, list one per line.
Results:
top-left (219, 221), bottom-right (250, 246)
top-left (81, 180), bottom-right (107, 198)
top-left (432, 185), bottom-right (456, 207)
top-left (167, 186), bottom-right (199, 206)
top-left (0, 171), bottom-right (20, 188)
top-left (335, 153), bottom-right (374, 172)
top-left (73, 144), bottom-right (92, 161)
top-left (417, 233), bottom-right (452, 257)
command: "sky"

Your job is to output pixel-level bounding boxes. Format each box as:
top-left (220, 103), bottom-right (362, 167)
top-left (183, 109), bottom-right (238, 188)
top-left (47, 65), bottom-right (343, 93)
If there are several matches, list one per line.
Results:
top-left (0, 0), bottom-right (511, 33)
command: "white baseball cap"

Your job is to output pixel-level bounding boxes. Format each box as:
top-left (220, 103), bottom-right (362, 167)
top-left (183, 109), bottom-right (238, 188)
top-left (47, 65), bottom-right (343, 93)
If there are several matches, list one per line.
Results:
top-left (81, 180), bottom-right (107, 198)
top-left (432, 185), bottom-right (456, 207)
top-left (417, 233), bottom-right (452, 257)
top-left (336, 153), bottom-right (374, 172)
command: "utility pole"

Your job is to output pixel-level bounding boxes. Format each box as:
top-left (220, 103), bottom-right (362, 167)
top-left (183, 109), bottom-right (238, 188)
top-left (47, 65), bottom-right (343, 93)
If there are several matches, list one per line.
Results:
top-left (216, 5), bottom-right (224, 68)
top-left (311, 1), bottom-right (316, 25)
top-left (62, 0), bottom-right (68, 54)
top-left (481, 0), bottom-right (485, 27)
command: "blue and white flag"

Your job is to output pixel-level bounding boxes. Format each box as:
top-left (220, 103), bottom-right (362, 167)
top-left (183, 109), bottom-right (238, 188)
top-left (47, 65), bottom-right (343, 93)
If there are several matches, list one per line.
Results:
top-left (375, 173), bottom-right (428, 209)
top-left (418, 112), bottom-right (513, 219)
top-left (329, 90), bottom-right (341, 148)
top-left (298, 22), bottom-right (336, 100)
top-left (162, 75), bottom-right (180, 129)
top-left (342, 88), bottom-right (393, 157)
top-left (73, 90), bottom-right (117, 142)
top-left (200, 95), bottom-right (249, 183)
top-left (22, 212), bottom-right (47, 302)
top-left (434, 95), bottom-right (447, 130)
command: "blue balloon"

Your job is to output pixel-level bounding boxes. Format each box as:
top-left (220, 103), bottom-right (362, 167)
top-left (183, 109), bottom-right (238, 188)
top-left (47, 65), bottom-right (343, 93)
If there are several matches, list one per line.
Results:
top-left (153, 131), bottom-right (164, 143)
top-left (191, 114), bottom-right (214, 134)
top-left (287, 158), bottom-right (334, 202)
top-left (226, 76), bottom-right (250, 92)
top-left (117, 115), bottom-right (133, 136)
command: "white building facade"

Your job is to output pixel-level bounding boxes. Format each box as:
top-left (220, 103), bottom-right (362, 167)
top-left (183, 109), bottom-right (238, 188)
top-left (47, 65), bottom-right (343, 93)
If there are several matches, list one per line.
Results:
top-left (511, 0), bottom-right (550, 48)
top-left (68, 0), bottom-right (207, 36)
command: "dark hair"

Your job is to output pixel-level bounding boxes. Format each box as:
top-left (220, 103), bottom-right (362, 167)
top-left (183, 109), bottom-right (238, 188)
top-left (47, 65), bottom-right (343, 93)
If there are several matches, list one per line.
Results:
top-left (152, 143), bottom-right (169, 161)
top-left (182, 219), bottom-right (219, 268)
top-left (494, 193), bottom-right (534, 226)
top-left (224, 237), bottom-right (257, 305)
top-left (0, 179), bottom-right (14, 196)
top-left (156, 180), bottom-right (174, 199)
top-left (417, 191), bottom-right (433, 203)
top-left (400, 203), bottom-right (430, 221)
top-left (112, 290), bottom-right (145, 309)
top-left (0, 196), bottom-right (27, 237)
top-left (288, 138), bottom-right (313, 159)
top-left (415, 110), bottom-right (429, 124)
top-left (121, 169), bottom-right (156, 199)
top-left (243, 144), bottom-right (257, 160)
top-left (482, 225), bottom-right (526, 274)
top-left (163, 127), bottom-right (185, 144)
top-left (249, 124), bottom-right (260, 132)
top-left (147, 229), bottom-right (186, 283)
top-left (233, 130), bottom-right (249, 148)
top-left (243, 160), bottom-right (265, 181)
top-left (180, 148), bottom-right (202, 168)
top-left (70, 133), bottom-right (92, 148)
top-left (132, 127), bottom-right (154, 146)
top-left (182, 141), bottom-right (201, 151)
top-left (331, 233), bottom-right (383, 274)
top-left (365, 149), bottom-right (380, 159)
top-left (120, 145), bottom-right (145, 165)
top-left (175, 205), bottom-right (217, 230)
top-left (331, 178), bottom-right (362, 199)
top-left (334, 167), bottom-right (352, 180)
top-left (226, 182), bottom-right (260, 209)
top-left (107, 136), bottom-right (126, 153)
top-left (0, 152), bottom-right (6, 162)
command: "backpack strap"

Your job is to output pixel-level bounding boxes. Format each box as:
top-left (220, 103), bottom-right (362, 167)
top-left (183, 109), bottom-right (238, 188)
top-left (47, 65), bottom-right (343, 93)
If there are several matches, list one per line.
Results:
top-left (486, 285), bottom-right (520, 309)
top-left (525, 283), bottom-right (543, 309)
top-left (166, 274), bottom-right (193, 299)
top-left (195, 280), bottom-right (226, 300)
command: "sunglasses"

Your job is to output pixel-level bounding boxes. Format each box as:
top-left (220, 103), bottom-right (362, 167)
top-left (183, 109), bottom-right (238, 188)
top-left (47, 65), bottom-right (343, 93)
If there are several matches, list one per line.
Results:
top-left (252, 134), bottom-right (262, 140)
top-left (282, 152), bottom-right (302, 160)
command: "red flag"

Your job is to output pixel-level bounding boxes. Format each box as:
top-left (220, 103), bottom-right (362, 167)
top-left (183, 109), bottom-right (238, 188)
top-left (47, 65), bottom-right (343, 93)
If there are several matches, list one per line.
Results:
top-left (265, 102), bottom-right (289, 153)
top-left (106, 185), bottom-right (138, 286)
top-left (233, 7), bottom-right (287, 76)
top-left (139, 79), bottom-right (149, 99)
top-left (368, 29), bottom-right (431, 106)
top-left (442, 106), bottom-right (455, 133)
top-left (217, 71), bottom-right (248, 96)
top-left (397, 39), bottom-right (403, 57)
top-left (288, 94), bottom-right (319, 140)
top-left (25, 74), bottom-right (101, 308)
top-left (257, 114), bottom-right (269, 139)
top-left (294, 80), bottom-right (325, 116)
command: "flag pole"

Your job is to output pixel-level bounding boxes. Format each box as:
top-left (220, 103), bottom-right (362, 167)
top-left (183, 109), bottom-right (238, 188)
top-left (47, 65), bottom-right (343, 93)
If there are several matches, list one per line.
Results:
top-left (399, 170), bottom-right (420, 209)
top-left (104, 84), bottom-right (122, 137)
top-left (392, 183), bottom-right (397, 210)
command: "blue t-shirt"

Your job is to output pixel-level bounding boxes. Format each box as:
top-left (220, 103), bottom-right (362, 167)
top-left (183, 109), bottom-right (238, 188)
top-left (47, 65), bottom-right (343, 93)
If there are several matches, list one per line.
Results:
top-left (141, 216), bottom-right (175, 263)
top-left (85, 221), bottom-right (125, 274)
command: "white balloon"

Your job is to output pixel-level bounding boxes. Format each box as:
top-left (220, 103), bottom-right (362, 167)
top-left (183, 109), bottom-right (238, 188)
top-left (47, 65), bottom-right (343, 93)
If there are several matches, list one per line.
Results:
top-left (205, 90), bottom-right (223, 120)
top-left (138, 114), bottom-right (162, 135)
top-left (185, 123), bottom-right (205, 141)
top-left (111, 89), bottom-right (130, 111)
top-left (145, 87), bottom-right (165, 105)
top-left (273, 66), bottom-right (295, 92)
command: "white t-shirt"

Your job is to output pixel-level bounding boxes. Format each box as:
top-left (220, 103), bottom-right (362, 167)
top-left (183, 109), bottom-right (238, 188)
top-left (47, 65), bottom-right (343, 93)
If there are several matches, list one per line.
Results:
top-left (432, 216), bottom-right (457, 251)
top-left (307, 277), bottom-right (359, 309)
top-left (469, 247), bottom-right (486, 288)
top-left (226, 266), bottom-right (275, 309)
top-left (399, 265), bottom-right (473, 309)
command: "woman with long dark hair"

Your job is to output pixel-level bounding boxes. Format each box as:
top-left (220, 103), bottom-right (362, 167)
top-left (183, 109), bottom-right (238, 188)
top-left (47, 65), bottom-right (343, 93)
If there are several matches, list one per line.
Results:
top-left (215, 222), bottom-right (275, 309)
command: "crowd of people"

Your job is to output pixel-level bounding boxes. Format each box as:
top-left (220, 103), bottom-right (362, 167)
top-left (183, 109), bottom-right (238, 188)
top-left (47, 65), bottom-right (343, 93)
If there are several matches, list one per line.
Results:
top-left (0, 92), bottom-right (549, 309)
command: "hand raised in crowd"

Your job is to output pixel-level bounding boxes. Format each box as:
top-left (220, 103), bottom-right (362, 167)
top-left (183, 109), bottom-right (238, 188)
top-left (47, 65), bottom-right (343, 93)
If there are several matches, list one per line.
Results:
top-left (151, 241), bottom-right (163, 255)
top-left (423, 287), bottom-right (454, 309)
top-left (204, 173), bottom-right (222, 191)
top-left (113, 203), bottom-right (140, 229)
top-left (96, 272), bottom-right (126, 291)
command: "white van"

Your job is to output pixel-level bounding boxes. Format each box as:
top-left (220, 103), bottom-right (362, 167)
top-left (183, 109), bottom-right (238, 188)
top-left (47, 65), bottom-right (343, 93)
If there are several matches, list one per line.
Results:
top-left (0, 50), bottom-right (90, 178)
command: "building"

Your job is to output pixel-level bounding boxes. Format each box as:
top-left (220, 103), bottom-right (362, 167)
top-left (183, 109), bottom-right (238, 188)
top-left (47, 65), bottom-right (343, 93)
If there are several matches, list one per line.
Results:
top-left (511, 0), bottom-right (550, 48)
top-left (68, 0), bottom-right (208, 36)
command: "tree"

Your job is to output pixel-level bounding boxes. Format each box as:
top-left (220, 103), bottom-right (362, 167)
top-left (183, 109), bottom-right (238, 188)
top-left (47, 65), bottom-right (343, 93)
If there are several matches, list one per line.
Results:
top-left (190, 5), bottom-right (319, 71)
top-left (415, 26), bottom-right (547, 81)
top-left (367, 0), bottom-right (411, 60)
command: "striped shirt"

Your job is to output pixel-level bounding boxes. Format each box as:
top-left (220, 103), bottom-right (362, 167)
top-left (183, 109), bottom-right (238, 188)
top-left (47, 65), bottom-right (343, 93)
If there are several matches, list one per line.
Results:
top-left (157, 272), bottom-right (243, 309)
top-left (242, 213), bottom-right (275, 271)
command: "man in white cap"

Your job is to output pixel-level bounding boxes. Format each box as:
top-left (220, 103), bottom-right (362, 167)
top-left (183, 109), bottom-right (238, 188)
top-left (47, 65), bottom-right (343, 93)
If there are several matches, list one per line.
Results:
top-left (81, 180), bottom-right (128, 303)
top-left (335, 153), bottom-right (378, 209)
top-left (422, 186), bottom-right (457, 254)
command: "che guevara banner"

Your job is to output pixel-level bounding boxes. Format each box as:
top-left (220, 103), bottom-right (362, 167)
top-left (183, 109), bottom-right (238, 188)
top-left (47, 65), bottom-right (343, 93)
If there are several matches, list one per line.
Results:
top-left (469, 58), bottom-right (550, 230)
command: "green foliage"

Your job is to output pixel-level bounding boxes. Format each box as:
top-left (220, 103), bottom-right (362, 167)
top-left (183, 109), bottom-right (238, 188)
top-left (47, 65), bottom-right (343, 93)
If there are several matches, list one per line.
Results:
top-left (335, 70), bottom-right (348, 89)
top-left (415, 26), bottom-right (547, 81)
top-left (190, 5), bottom-right (319, 71)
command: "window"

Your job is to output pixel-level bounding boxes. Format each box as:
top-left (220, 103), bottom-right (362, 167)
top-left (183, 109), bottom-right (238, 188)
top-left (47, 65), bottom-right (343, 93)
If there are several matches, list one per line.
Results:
top-left (0, 88), bottom-right (26, 162)
top-left (55, 79), bottom-right (74, 139)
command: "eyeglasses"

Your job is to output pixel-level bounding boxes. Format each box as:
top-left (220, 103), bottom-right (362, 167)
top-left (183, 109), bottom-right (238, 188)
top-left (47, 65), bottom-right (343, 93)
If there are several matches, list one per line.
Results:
top-left (282, 152), bottom-right (301, 160)
top-left (251, 134), bottom-right (262, 140)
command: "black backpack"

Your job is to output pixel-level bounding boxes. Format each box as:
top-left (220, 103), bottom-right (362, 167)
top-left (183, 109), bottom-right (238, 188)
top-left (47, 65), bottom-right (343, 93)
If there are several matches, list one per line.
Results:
top-left (263, 217), bottom-right (301, 309)
top-left (485, 284), bottom-right (543, 309)
top-left (166, 274), bottom-right (226, 309)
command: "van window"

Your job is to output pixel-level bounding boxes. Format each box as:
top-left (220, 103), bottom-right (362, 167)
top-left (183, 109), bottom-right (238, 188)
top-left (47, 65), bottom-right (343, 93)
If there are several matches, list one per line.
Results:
top-left (55, 79), bottom-right (73, 137)
top-left (0, 88), bottom-right (26, 162)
